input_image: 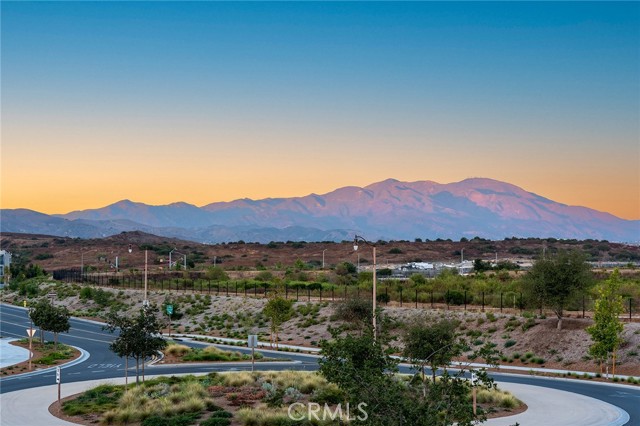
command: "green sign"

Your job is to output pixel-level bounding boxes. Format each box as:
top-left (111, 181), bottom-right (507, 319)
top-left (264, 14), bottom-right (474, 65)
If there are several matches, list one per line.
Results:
top-left (166, 305), bottom-right (173, 315)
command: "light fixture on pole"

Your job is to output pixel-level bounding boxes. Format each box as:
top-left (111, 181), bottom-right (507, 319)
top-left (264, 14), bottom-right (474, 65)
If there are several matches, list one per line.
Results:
top-left (81, 249), bottom-right (96, 280)
top-left (353, 235), bottom-right (377, 340)
top-left (26, 303), bottom-right (35, 371)
top-left (170, 248), bottom-right (187, 271)
top-left (129, 245), bottom-right (149, 306)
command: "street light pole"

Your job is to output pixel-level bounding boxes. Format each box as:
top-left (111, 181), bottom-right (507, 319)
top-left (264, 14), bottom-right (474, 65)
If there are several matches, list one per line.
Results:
top-left (144, 249), bottom-right (148, 305)
top-left (81, 249), bottom-right (94, 279)
top-left (26, 305), bottom-right (35, 371)
top-left (353, 235), bottom-right (377, 340)
top-left (322, 249), bottom-right (326, 269)
top-left (129, 245), bottom-right (149, 306)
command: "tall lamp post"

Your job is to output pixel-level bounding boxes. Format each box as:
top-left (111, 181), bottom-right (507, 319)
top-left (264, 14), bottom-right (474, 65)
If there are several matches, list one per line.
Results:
top-left (129, 245), bottom-right (149, 306)
top-left (353, 235), bottom-right (377, 340)
top-left (322, 249), bottom-right (327, 269)
top-left (80, 249), bottom-right (96, 280)
top-left (25, 303), bottom-right (35, 371)
top-left (169, 249), bottom-right (187, 271)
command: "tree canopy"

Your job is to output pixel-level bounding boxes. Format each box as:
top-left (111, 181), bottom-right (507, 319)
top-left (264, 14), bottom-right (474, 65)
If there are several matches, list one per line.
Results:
top-left (403, 318), bottom-right (463, 381)
top-left (319, 317), bottom-right (496, 426)
top-left (262, 296), bottom-right (294, 348)
top-left (29, 299), bottom-right (70, 348)
top-left (586, 269), bottom-right (624, 376)
top-left (104, 306), bottom-right (167, 384)
top-left (523, 251), bottom-right (592, 329)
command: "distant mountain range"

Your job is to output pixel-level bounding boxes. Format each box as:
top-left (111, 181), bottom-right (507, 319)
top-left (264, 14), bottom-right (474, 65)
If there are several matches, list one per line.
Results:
top-left (2, 178), bottom-right (638, 243)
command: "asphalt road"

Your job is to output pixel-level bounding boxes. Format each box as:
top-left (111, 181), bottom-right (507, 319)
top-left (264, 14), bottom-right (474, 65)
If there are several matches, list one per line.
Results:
top-left (1, 304), bottom-right (639, 425)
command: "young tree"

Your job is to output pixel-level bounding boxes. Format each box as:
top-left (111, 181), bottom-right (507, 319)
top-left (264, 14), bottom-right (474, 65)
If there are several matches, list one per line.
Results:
top-left (29, 299), bottom-right (71, 349)
top-left (587, 269), bottom-right (624, 376)
top-left (262, 296), bottom-right (294, 349)
top-left (319, 320), bottom-right (495, 426)
top-left (523, 251), bottom-right (592, 330)
top-left (205, 266), bottom-right (229, 281)
top-left (104, 306), bottom-right (167, 384)
top-left (403, 318), bottom-right (462, 382)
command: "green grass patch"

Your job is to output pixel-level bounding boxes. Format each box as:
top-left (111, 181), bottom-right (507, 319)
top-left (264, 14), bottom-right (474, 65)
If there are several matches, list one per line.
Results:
top-left (182, 346), bottom-right (262, 362)
top-left (62, 384), bottom-right (124, 416)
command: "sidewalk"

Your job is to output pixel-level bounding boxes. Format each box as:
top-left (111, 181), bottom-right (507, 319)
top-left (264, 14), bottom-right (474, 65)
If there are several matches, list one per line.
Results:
top-left (0, 335), bottom-right (632, 426)
top-left (486, 381), bottom-right (629, 426)
top-left (0, 374), bottom-right (630, 426)
top-left (0, 339), bottom-right (30, 369)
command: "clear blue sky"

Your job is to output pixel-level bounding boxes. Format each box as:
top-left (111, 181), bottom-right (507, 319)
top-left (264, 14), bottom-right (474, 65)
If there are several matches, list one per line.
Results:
top-left (2, 1), bottom-right (639, 218)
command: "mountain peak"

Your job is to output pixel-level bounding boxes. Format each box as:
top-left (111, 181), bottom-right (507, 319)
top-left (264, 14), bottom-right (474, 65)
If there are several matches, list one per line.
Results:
top-left (5, 178), bottom-right (636, 243)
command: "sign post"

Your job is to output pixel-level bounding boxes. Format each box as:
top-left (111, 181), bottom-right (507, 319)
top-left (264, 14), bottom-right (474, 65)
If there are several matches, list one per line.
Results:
top-left (26, 327), bottom-right (36, 370)
top-left (471, 372), bottom-right (477, 415)
top-left (56, 366), bottom-right (61, 405)
top-left (248, 335), bottom-right (258, 372)
top-left (166, 305), bottom-right (173, 337)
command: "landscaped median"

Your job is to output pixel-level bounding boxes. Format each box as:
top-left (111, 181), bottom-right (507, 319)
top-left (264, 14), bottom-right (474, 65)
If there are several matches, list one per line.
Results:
top-left (54, 371), bottom-right (524, 426)
top-left (0, 339), bottom-right (80, 377)
top-left (156, 341), bottom-right (299, 366)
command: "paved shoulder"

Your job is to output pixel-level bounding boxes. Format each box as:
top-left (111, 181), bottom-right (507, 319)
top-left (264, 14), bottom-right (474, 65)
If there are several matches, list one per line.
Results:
top-left (488, 382), bottom-right (630, 426)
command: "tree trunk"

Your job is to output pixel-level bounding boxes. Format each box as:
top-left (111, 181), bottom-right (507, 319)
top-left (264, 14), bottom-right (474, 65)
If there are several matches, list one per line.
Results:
top-left (54, 332), bottom-right (58, 350)
top-left (125, 357), bottom-right (128, 386)
top-left (612, 351), bottom-right (616, 378)
top-left (555, 306), bottom-right (563, 330)
top-left (142, 356), bottom-right (145, 382)
top-left (135, 357), bottom-right (140, 384)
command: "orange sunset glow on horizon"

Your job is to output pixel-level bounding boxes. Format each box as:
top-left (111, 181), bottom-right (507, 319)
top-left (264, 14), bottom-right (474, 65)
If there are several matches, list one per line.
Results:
top-left (1, 2), bottom-right (638, 221)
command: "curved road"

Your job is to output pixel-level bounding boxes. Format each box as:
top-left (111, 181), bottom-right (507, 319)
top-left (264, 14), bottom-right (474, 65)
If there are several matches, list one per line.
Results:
top-left (1, 304), bottom-right (638, 424)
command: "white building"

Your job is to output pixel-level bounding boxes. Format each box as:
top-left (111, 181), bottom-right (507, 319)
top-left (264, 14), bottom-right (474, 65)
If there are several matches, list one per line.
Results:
top-left (0, 250), bottom-right (11, 279)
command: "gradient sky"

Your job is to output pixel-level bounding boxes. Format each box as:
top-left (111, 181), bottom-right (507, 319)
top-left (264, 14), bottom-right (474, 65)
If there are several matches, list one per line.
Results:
top-left (2, 2), bottom-right (639, 219)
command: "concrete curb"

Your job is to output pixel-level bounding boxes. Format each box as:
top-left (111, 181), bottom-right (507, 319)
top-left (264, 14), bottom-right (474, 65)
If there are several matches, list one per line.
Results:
top-left (0, 346), bottom-right (90, 383)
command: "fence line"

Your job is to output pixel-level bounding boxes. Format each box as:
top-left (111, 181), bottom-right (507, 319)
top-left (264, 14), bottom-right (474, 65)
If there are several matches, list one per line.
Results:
top-left (51, 269), bottom-right (639, 321)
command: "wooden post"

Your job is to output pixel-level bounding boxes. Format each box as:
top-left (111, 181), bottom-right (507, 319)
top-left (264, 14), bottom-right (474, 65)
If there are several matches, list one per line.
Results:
top-left (473, 387), bottom-right (477, 415)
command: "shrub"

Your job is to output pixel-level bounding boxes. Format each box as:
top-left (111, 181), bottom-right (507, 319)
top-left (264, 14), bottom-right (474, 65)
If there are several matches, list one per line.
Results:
top-left (200, 417), bottom-right (231, 426)
top-left (444, 290), bottom-right (465, 305)
top-left (376, 293), bottom-right (391, 304)
top-left (165, 344), bottom-right (191, 357)
top-left (504, 340), bottom-right (517, 348)
top-left (522, 318), bottom-right (537, 332)
top-left (310, 383), bottom-right (344, 404)
top-left (141, 413), bottom-right (200, 426)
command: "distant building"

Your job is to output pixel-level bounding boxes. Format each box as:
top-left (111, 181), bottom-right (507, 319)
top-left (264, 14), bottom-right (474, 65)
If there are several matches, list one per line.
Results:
top-left (0, 250), bottom-right (11, 279)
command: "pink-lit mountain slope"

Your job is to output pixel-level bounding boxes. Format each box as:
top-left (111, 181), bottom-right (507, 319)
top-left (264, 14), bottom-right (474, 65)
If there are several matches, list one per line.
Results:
top-left (3, 178), bottom-right (637, 243)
